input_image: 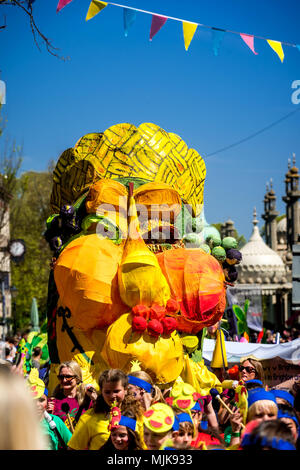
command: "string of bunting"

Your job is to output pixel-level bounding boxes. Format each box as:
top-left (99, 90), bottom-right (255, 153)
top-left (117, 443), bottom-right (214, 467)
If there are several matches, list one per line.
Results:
top-left (56, 0), bottom-right (300, 62)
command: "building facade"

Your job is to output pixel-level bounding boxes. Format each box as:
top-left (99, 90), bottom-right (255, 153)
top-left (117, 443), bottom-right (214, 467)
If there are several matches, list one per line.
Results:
top-left (223, 155), bottom-right (299, 331)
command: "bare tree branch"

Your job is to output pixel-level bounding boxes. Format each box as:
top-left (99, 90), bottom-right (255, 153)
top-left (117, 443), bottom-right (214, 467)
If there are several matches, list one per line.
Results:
top-left (0, 0), bottom-right (69, 61)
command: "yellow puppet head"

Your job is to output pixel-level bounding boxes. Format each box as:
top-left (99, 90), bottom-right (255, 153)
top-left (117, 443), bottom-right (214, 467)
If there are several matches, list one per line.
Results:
top-left (165, 381), bottom-right (201, 411)
top-left (143, 403), bottom-right (175, 434)
top-left (27, 368), bottom-right (46, 399)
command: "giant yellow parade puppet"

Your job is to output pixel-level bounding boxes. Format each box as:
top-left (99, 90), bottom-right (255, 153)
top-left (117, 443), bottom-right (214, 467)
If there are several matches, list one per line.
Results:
top-left (45, 122), bottom-right (241, 397)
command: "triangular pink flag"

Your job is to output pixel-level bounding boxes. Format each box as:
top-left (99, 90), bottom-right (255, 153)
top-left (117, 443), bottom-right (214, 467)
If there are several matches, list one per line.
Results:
top-left (150, 15), bottom-right (167, 41)
top-left (240, 33), bottom-right (258, 55)
top-left (57, 0), bottom-right (73, 13)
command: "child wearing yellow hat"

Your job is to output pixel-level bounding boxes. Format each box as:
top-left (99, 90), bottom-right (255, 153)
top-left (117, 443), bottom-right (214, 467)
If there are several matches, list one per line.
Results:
top-left (143, 403), bottom-right (175, 450)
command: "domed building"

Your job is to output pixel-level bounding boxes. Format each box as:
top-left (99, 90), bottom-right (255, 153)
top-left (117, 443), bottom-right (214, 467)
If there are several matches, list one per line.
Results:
top-left (225, 154), bottom-right (299, 331)
top-left (234, 208), bottom-right (291, 329)
top-left (238, 209), bottom-right (287, 286)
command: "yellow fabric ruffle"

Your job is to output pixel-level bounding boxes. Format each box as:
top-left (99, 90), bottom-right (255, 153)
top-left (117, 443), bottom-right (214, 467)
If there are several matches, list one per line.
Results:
top-left (180, 354), bottom-right (222, 396)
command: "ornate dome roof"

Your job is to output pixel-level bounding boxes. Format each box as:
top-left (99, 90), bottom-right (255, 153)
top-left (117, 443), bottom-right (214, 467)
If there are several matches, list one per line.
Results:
top-left (237, 209), bottom-right (287, 284)
top-left (277, 216), bottom-right (286, 234)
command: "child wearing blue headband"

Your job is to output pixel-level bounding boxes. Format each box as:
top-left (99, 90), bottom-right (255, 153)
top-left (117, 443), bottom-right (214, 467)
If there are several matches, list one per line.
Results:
top-left (171, 412), bottom-right (194, 449)
top-left (277, 409), bottom-right (299, 447)
top-left (99, 403), bottom-right (145, 451)
top-left (247, 389), bottom-right (278, 424)
top-left (271, 389), bottom-right (295, 408)
top-left (127, 370), bottom-right (163, 410)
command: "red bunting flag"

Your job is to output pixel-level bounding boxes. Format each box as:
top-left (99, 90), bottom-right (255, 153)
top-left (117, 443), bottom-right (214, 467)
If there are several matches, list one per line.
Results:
top-left (57, 0), bottom-right (73, 12)
top-left (150, 15), bottom-right (167, 41)
top-left (240, 33), bottom-right (258, 55)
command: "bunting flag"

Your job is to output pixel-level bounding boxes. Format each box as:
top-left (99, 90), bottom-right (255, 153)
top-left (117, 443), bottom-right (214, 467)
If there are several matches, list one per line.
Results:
top-left (123, 8), bottom-right (136, 37)
top-left (66, 1), bottom-right (298, 62)
top-left (56, 0), bottom-right (73, 13)
top-left (211, 28), bottom-right (225, 56)
top-left (267, 39), bottom-right (285, 62)
top-left (182, 21), bottom-right (198, 51)
top-left (86, 0), bottom-right (107, 21)
top-left (240, 33), bottom-right (258, 55)
top-left (150, 15), bottom-right (167, 41)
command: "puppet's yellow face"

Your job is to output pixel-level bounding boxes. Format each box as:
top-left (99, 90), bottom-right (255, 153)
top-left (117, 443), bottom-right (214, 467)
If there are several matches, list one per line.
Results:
top-left (47, 123), bottom-right (225, 390)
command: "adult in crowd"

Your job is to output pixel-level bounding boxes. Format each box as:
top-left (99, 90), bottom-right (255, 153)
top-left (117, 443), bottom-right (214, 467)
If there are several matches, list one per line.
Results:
top-left (239, 357), bottom-right (265, 386)
top-left (31, 346), bottom-right (43, 369)
top-left (48, 360), bottom-right (97, 430)
top-left (0, 365), bottom-right (47, 450)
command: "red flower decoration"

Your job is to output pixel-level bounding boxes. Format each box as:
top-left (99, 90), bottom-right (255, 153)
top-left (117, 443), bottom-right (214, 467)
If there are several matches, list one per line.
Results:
top-left (132, 304), bottom-right (150, 319)
top-left (132, 316), bottom-right (147, 333)
top-left (147, 319), bottom-right (163, 337)
top-left (228, 364), bottom-right (239, 380)
top-left (192, 392), bottom-right (202, 401)
top-left (165, 397), bottom-right (174, 406)
top-left (166, 299), bottom-right (180, 314)
top-left (161, 317), bottom-right (177, 335)
top-left (149, 304), bottom-right (166, 321)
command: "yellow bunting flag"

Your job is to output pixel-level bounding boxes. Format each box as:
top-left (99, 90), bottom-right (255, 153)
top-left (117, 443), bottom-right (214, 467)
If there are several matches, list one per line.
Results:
top-left (86, 0), bottom-right (107, 21)
top-left (182, 21), bottom-right (198, 51)
top-left (267, 39), bottom-right (284, 62)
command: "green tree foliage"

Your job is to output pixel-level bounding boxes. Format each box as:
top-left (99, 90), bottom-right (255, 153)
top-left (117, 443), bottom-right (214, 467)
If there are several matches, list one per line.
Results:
top-left (10, 169), bottom-right (53, 329)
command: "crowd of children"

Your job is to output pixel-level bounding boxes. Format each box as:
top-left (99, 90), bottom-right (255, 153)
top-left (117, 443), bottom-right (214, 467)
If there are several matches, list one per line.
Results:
top-left (0, 346), bottom-right (299, 451)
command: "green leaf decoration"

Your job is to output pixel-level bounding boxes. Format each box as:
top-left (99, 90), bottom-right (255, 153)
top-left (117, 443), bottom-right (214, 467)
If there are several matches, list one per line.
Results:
top-left (232, 304), bottom-right (249, 336)
top-left (244, 299), bottom-right (250, 315)
top-left (232, 305), bottom-right (245, 323)
top-left (191, 349), bottom-right (203, 363)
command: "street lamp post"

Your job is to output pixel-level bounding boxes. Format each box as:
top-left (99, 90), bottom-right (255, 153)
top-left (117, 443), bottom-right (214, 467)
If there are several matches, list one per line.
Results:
top-left (0, 277), bottom-right (6, 341)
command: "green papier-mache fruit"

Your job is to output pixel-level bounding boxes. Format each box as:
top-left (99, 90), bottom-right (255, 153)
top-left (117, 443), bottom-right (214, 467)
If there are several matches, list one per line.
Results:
top-left (199, 243), bottom-right (211, 254)
top-left (183, 233), bottom-right (201, 247)
top-left (211, 245), bottom-right (226, 262)
top-left (205, 234), bottom-right (221, 249)
top-left (221, 236), bottom-right (238, 250)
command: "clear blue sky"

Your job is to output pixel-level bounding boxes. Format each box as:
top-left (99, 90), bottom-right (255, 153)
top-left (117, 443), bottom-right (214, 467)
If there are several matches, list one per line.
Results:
top-left (1, 0), bottom-right (300, 240)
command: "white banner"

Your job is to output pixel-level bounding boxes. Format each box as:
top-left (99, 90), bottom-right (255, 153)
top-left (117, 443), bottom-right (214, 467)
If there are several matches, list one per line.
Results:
top-left (227, 285), bottom-right (263, 332)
